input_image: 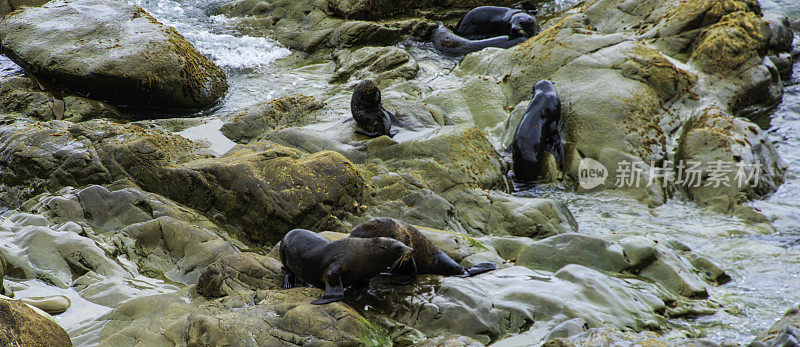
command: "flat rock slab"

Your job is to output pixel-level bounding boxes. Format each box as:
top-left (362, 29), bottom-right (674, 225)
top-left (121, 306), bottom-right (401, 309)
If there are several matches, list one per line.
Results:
top-left (0, 0), bottom-right (227, 109)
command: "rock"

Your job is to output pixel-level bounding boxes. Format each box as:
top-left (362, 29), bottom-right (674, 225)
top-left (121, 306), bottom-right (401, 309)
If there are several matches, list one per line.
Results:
top-left (545, 327), bottom-right (723, 346)
top-left (676, 107), bottom-right (784, 213)
top-left (690, 12), bottom-right (771, 74)
top-left (516, 233), bottom-right (630, 273)
top-left (19, 295), bottom-right (71, 315)
top-left (327, 0), bottom-right (519, 20)
top-left (440, 186), bottom-right (577, 238)
top-left (0, 0), bottom-right (227, 109)
top-left (0, 77), bottom-right (124, 122)
top-left (751, 304), bottom-right (800, 347)
top-left (0, 211), bottom-right (129, 289)
top-left (764, 14), bottom-right (794, 53)
top-left (361, 265), bottom-right (668, 344)
top-left (329, 20), bottom-right (403, 48)
top-left (452, 16), bottom-right (696, 203)
top-left (329, 46), bottom-right (419, 85)
top-left (0, 297), bottom-right (72, 346)
top-left (369, 125), bottom-right (505, 193)
top-left (0, 120), bottom-right (368, 245)
top-left (99, 289), bottom-right (386, 346)
top-left (0, 0), bottom-right (49, 17)
top-left (196, 253), bottom-right (284, 298)
top-left (220, 95), bottom-right (325, 143)
top-left (768, 53), bottom-right (794, 81)
top-left (514, 233), bottom-right (716, 298)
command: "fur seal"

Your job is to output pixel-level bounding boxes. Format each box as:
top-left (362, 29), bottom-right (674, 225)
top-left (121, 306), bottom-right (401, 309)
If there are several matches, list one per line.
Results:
top-left (455, 6), bottom-right (540, 39)
top-left (280, 228), bottom-right (413, 304)
top-left (349, 217), bottom-right (496, 283)
top-left (432, 25), bottom-right (528, 56)
top-left (350, 79), bottom-right (402, 138)
top-left (511, 80), bottom-right (565, 183)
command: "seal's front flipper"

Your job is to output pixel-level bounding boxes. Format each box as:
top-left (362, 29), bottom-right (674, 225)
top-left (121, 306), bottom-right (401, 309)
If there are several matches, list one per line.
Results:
top-left (390, 257), bottom-right (417, 285)
top-left (311, 268), bottom-right (345, 305)
top-left (283, 272), bottom-right (296, 289)
top-left (466, 262), bottom-right (496, 276)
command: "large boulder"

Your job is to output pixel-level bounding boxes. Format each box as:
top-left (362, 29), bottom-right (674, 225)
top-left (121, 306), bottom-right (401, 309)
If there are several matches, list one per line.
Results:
top-left (361, 265), bottom-right (670, 344)
top-left (220, 95), bottom-right (325, 143)
top-left (0, 297), bottom-right (72, 346)
top-left (99, 289), bottom-right (386, 346)
top-left (0, 0), bottom-right (228, 109)
top-left (216, 0), bottom-right (436, 53)
top-left (676, 107), bottom-right (784, 213)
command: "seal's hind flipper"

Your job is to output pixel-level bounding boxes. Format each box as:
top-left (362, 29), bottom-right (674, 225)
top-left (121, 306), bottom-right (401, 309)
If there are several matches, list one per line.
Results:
top-left (466, 262), bottom-right (496, 276)
top-left (354, 130), bottom-right (383, 138)
top-left (311, 267), bottom-right (345, 305)
top-left (384, 108), bottom-right (403, 127)
top-left (343, 117), bottom-right (355, 123)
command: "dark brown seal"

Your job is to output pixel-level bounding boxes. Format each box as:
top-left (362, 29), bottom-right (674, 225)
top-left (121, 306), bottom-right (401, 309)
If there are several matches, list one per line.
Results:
top-left (350, 79), bottom-right (402, 138)
top-left (511, 79), bottom-right (564, 184)
top-left (349, 217), bottom-right (495, 283)
top-left (279, 228), bottom-right (414, 304)
top-left (455, 6), bottom-right (540, 40)
top-left (432, 24), bottom-right (528, 56)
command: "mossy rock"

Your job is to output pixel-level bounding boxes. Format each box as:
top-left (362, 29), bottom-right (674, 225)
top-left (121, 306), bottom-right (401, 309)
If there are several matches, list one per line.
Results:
top-left (675, 107), bottom-right (784, 213)
top-left (690, 11), bottom-right (771, 74)
top-left (0, 0), bottom-right (228, 109)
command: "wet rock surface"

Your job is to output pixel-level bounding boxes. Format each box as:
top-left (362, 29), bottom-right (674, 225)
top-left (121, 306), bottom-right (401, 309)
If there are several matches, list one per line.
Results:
top-left (751, 304), bottom-right (800, 347)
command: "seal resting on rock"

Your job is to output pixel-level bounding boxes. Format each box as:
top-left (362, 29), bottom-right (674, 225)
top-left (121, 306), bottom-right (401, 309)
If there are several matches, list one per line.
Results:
top-left (455, 6), bottom-right (540, 39)
top-left (350, 79), bottom-right (402, 138)
top-left (511, 80), bottom-right (565, 183)
top-left (349, 217), bottom-right (496, 284)
top-left (432, 24), bottom-right (528, 56)
top-left (279, 228), bottom-right (414, 304)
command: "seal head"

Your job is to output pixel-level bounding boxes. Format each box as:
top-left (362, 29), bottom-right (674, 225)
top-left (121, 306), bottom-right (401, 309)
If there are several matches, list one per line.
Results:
top-left (350, 80), bottom-right (402, 138)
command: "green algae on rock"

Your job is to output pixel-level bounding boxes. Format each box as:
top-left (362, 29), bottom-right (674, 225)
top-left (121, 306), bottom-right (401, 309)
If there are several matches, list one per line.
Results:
top-left (0, 0), bottom-right (228, 109)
